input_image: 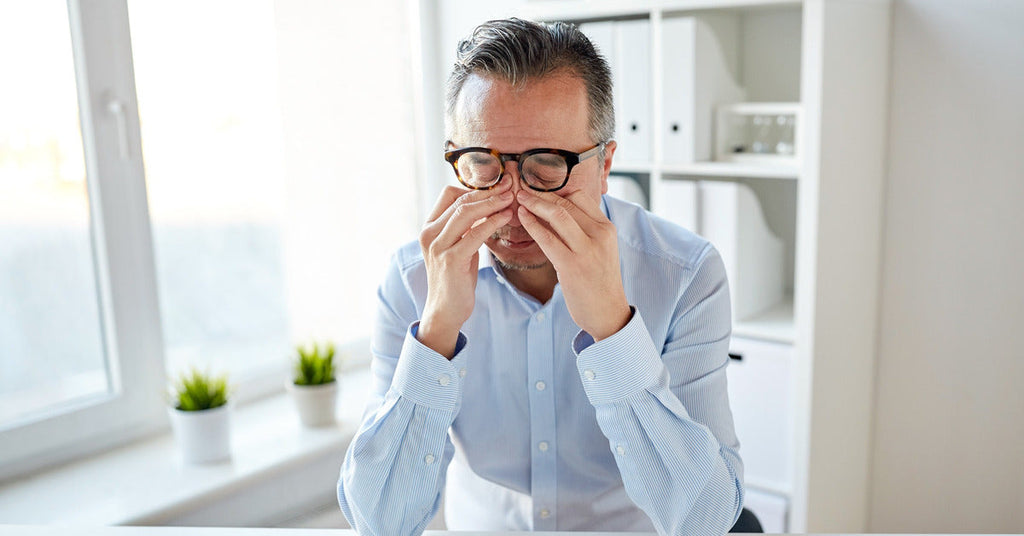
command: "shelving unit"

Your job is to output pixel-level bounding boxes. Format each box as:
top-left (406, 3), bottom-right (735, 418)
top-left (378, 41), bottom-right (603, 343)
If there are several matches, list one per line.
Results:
top-left (661, 161), bottom-right (799, 179)
top-left (519, 1), bottom-right (891, 532)
top-left (422, 1), bottom-right (891, 532)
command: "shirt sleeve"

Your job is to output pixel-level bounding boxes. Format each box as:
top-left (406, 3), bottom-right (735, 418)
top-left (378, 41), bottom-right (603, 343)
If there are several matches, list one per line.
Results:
top-left (572, 244), bottom-right (744, 536)
top-left (337, 252), bottom-right (468, 536)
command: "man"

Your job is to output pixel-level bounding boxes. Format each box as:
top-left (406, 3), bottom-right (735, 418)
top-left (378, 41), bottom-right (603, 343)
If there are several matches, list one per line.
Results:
top-left (338, 18), bottom-right (743, 536)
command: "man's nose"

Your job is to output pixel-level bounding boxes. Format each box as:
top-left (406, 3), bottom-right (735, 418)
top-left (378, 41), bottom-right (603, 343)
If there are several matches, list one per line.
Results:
top-left (501, 163), bottom-right (524, 227)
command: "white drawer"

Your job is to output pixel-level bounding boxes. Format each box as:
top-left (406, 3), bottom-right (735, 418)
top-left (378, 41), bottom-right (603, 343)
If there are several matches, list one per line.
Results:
top-left (726, 336), bottom-right (794, 493)
top-left (743, 487), bottom-right (789, 533)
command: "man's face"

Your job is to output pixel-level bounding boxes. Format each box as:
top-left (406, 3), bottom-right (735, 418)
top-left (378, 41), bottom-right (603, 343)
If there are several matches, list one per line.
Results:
top-left (450, 72), bottom-right (615, 271)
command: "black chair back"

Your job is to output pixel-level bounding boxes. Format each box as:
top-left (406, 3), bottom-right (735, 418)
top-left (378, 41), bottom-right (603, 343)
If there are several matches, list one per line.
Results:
top-left (729, 507), bottom-right (763, 533)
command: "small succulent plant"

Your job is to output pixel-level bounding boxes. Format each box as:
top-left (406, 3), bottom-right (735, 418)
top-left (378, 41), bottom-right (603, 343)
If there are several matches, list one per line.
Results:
top-left (292, 341), bottom-right (337, 386)
top-left (171, 368), bottom-right (229, 411)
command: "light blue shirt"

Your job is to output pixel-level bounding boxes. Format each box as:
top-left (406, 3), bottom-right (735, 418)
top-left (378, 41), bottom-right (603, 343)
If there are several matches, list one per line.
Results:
top-left (338, 195), bottom-right (743, 535)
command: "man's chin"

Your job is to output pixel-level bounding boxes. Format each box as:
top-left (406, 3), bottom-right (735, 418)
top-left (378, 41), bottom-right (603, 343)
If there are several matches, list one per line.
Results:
top-left (486, 238), bottom-right (549, 271)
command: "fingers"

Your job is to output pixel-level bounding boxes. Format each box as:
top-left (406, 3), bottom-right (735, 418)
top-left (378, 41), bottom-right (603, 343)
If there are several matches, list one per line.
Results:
top-left (564, 189), bottom-right (606, 222)
top-left (426, 185), bottom-right (470, 223)
top-left (425, 181), bottom-right (510, 225)
top-left (515, 189), bottom-right (591, 250)
top-left (432, 188), bottom-right (514, 251)
top-left (450, 207), bottom-right (514, 257)
top-left (517, 205), bottom-right (571, 264)
top-left (422, 182), bottom-right (510, 245)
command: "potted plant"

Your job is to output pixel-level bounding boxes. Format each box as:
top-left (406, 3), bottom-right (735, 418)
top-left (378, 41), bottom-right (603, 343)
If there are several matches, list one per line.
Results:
top-left (286, 341), bottom-right (340, 427)
top-left (167, 368), bottom-right (232, 464)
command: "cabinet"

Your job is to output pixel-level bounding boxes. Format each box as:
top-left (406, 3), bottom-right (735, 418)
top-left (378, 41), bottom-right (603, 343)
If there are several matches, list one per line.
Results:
top-left (422, 0), bottom-right (891, 532)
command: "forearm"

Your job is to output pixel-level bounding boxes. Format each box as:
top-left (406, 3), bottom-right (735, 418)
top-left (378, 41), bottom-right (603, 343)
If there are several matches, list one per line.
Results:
top-left (338, 323), bottom-right (469, 536)
top-left (338, 397), bottom-right (457, 536)
top-left (591, 385), bottom-right (743, 535)
top-left (575, 309), bottom-right (743, 536)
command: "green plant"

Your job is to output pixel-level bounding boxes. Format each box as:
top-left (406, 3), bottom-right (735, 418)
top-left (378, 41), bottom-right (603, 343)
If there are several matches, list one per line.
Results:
top-left (171, 368), bottom-right (229, 411)
top-left (292, 341), bottom-right (337, 386)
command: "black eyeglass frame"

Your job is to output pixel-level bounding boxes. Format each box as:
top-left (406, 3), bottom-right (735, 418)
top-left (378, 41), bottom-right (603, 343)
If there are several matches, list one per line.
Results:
top-left (443, 141), bottom-right (606, 192)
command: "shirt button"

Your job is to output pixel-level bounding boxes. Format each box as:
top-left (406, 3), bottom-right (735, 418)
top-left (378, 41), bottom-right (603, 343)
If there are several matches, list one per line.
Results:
top-left (535, 380), bottom-right (546, 391)
top-left (424, 454), bottom-right (435, 465)
top-left (438, 374), bottom-right (451, 386)
top-left (583, 369), bottom-right (596, 381)
top-left (616, 445), bottom-right (626, 456)
top-left (459, 368), bottom-right (467, 378)
top-left (538, 441), bottom-right (549, 452)
top-left (536, 312), bottom-right (546, 322)
top-left (539, 508), bottom-right (551, 519)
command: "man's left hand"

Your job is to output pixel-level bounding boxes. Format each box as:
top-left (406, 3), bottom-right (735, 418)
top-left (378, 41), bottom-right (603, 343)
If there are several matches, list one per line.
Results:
top-left (516, 189), bottom-right (631, 341)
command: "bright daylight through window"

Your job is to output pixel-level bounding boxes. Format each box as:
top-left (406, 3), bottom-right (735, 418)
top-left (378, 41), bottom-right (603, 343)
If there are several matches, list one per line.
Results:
top-left (0, 0), bottom-right (419, 465)
top-left (127, 0), bottom-right (419, 393)
top-left (0, 0), bottom-right (110, 428)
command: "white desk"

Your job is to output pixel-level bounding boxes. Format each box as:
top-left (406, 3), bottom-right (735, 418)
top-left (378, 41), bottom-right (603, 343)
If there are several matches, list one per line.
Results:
top-left (0, 527), bottom-right (1011, 536)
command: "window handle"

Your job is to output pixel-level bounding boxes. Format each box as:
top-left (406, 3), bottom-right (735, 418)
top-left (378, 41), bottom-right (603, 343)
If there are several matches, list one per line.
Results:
top-left (106, 97), bottom-right (130, 160)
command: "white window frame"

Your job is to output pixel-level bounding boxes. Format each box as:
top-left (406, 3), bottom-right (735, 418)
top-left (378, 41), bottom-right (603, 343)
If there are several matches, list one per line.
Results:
top-left (0, 0), bottom-right (167, 481)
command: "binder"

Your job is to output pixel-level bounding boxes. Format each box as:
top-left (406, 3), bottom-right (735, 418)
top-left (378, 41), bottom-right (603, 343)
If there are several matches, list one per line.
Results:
top-left (698, 180), bottom-right (784, 321)
top-left (613, 19), bottom-right (651, 163)
top-left (661, 15), bottom-right (745, 164)
top-left (661, 17), bottom-right (697, 163)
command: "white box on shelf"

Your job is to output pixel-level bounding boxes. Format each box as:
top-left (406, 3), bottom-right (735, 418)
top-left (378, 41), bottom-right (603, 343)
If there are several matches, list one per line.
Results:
top-left (715, 102), bottom-right (801, 166)
top-left (652, 178), bottom-right (698, 232)
top-left (662, 14), bottom-right (746, 164)
top-left (727, 336), bottom-right (795, 496)
top-left (607, 174), bottom-right (648, 208)
top-left (699, 180), bottom-right (785, 322)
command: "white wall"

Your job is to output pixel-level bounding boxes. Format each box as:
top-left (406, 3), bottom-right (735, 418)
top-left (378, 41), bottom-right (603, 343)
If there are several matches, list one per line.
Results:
top-left (869, 1), bottom-right (1024, 532)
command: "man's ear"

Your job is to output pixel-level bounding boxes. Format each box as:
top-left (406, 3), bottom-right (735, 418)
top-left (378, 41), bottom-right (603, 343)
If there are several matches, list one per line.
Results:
top-left (600, 140), bottom-right (617, 195)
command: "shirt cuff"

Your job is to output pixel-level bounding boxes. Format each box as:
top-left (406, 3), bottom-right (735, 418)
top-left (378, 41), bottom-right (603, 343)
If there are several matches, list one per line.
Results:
top-left (389, 321), bottom-right (469, 411)
top-left (572, 307), bottom-right (664, 406)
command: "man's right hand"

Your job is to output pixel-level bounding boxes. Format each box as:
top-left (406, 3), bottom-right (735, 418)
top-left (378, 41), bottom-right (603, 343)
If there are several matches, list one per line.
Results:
top-left (417, 181), bottom-right (514, 359)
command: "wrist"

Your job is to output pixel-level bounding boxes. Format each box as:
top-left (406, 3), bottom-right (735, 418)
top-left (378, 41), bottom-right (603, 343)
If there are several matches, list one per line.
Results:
top-left (418, 315), bottom-right (461, 360)
top-left (590, 304), bottom-right (633, 342)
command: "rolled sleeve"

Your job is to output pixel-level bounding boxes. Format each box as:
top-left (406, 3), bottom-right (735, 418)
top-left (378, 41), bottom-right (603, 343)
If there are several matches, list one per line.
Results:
top-left (390, 321), bottom-right (469, 411)
top-left (572, 307), bottom-right (665, 406)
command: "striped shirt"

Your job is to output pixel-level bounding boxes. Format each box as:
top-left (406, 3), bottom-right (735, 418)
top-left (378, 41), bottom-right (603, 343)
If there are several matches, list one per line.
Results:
top-left (338, 195), bottom-right (744, 535)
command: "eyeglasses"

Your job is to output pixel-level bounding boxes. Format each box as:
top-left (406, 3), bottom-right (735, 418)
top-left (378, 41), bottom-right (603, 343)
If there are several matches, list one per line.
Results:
top-left (444, 141), bottom-right (605, 192)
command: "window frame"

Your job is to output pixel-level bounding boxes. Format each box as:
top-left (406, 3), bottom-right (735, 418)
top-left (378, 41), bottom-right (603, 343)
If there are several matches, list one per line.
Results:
top-left (0, 0), bottom-right (167, 481)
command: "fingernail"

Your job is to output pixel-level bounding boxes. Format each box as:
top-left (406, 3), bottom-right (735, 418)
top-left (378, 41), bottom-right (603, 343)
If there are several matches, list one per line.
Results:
top-left (499, 191), bottom-right (513, 200)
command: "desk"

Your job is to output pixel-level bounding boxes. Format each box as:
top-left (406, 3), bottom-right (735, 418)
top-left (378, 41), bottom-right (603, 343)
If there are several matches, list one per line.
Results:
top-left (0, 527), bottom-right (1011, 536)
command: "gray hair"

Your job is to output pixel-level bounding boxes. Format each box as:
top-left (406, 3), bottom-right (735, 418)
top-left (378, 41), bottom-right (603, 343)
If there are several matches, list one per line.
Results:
top-left (445, 18), bottom-right (614, 146)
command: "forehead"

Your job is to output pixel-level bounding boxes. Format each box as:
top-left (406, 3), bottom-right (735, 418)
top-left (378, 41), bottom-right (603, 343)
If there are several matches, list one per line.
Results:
top-left (452, 72), bottom-right (591, 150)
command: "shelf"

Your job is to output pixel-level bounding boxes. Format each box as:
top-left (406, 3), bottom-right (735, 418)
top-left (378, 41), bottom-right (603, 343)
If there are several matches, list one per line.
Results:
top-left (733, 296), bottom-right (794, 345)
top-left (660, 161), bottom-right (799, 180)
top-left (609, 161), bottom-right (654, 174)
top-left (521, 0), bottom-right (802, 21)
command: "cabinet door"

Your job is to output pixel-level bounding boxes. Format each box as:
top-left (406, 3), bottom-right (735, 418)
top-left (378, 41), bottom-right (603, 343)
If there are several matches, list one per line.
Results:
top-left (726, 336), bottom-right (794, 493)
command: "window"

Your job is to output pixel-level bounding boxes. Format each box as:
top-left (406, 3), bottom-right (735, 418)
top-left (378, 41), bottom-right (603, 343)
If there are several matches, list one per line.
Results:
top-left (127, 0), bottom-right (420, 396)
top-left (0, 0), bottom-right (420, 480)
top-left (0, 0), bottom-right (107, 426)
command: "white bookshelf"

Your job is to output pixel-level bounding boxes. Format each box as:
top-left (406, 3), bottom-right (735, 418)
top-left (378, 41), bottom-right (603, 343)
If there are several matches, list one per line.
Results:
top-left (422, 1), bottom-right (891, 532)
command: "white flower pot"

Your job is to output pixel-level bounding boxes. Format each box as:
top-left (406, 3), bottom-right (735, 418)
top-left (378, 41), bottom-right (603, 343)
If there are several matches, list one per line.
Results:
top-left (167, 404), bottom-right (232, 464)
top-left (286, 381), bottom-right (339, 427)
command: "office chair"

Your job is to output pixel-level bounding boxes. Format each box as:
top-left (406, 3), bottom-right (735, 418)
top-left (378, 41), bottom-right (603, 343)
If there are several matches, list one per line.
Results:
top-left (729, 507), bottom-right (763, 533)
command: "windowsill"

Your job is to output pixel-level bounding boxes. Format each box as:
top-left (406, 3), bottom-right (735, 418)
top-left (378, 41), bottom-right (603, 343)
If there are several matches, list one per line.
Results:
top-left (0, 368), bottom-right (373, 526)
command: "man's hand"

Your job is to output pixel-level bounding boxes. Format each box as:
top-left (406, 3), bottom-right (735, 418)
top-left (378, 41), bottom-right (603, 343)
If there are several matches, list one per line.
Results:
top-left (516, 189), bottom-right (631, 341)
top-left (418, 181), bottom-right (515, 359)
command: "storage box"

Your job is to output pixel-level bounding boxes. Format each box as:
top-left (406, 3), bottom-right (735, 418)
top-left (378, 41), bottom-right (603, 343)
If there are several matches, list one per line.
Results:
top-left (715, 102), bottom-right (801, 166)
